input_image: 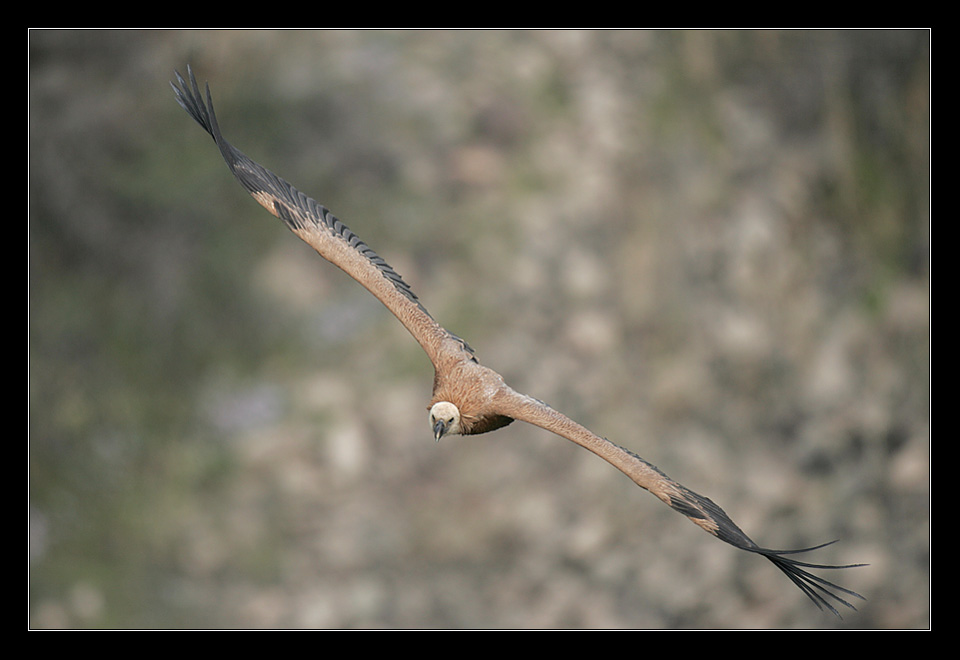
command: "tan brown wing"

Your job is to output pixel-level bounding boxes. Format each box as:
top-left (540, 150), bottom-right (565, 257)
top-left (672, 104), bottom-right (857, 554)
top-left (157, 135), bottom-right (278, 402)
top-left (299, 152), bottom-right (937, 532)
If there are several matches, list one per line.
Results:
top-left (490, 388), bottom-right (866, 617)
top-left (171, 66), bottom-right (473, 371)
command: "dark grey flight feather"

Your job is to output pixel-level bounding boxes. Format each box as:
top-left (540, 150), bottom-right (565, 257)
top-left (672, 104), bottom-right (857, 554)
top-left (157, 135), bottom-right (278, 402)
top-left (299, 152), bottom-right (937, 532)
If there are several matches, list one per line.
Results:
top-left (171, 66), bottom-right (429, 318)
top-left (618, 444), bottom-right (866, 617)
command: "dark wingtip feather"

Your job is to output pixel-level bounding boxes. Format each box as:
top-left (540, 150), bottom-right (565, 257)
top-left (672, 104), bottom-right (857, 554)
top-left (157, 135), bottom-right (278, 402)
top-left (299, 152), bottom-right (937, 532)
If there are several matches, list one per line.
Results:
top-left (743, 540), bottom-right (867, 617)
top-left (170, 65), bottom-right (440, 320)
top-left (171, 66), bottom-right (252, 188)
top-left (171, 65), bottom-right (216, 138)
top-left (630, 450), bottom-right (867, 616)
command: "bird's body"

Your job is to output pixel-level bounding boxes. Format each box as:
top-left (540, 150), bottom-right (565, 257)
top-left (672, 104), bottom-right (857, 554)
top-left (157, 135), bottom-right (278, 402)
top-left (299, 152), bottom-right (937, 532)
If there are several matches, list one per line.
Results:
top-left (172, 66), bottom-right (865, 617)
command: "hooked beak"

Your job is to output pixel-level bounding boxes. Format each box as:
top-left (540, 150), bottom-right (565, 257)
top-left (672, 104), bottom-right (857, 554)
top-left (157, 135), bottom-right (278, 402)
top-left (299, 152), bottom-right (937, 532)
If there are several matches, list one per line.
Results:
top-left (433, 418), bottom-right (447, 442)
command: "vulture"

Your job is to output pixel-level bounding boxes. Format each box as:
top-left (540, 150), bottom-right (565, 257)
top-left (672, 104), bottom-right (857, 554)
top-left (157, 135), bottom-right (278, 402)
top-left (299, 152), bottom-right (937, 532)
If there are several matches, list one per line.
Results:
top-left (172, 66), bottom-right (865, 617)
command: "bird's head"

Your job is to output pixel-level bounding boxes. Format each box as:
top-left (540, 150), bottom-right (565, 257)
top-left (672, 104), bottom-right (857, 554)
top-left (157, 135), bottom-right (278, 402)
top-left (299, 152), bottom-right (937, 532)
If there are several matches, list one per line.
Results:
top-left (429, 401), bottom-right (462, 441)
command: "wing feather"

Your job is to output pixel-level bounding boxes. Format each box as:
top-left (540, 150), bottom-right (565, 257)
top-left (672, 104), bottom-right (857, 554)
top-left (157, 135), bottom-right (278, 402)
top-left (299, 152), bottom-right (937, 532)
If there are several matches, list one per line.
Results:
top-left (171, 66), bottom-right (471, 368)
top-left (495, 390), bottom-right (866, 617)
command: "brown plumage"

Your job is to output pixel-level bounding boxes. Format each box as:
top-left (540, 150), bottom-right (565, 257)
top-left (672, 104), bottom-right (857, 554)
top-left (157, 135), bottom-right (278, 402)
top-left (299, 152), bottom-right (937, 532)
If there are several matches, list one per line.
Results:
top-left (172, 66), bottom-right (866, 617)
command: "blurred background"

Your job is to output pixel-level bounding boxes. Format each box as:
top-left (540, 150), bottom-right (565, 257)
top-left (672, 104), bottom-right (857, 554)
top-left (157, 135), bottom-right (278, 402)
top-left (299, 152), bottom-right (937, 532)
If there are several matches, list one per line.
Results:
top-left (29, 29), bottom-right (929, 629)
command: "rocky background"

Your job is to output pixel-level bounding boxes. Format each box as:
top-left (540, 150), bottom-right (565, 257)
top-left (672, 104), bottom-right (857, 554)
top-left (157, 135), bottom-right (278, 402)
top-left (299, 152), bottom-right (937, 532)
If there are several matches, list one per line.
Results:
top-left (29, 30), bottom-right (929, 629)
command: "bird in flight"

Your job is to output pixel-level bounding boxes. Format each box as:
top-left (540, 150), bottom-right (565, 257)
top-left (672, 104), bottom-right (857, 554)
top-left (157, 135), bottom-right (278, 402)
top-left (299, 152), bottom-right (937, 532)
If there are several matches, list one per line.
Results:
top-left (172, 65), bottom-right (865, 618)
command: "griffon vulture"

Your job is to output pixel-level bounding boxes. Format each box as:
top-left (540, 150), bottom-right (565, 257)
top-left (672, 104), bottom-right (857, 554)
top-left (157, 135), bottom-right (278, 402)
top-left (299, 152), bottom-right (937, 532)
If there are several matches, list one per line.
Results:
top-left (172, 66), bottom-right (865, 617)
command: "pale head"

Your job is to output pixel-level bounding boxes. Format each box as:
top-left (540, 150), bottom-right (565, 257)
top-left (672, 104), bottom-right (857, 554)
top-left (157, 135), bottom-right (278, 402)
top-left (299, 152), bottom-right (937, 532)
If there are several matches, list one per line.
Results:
top-left (429, 401), bottom-right (462, 441)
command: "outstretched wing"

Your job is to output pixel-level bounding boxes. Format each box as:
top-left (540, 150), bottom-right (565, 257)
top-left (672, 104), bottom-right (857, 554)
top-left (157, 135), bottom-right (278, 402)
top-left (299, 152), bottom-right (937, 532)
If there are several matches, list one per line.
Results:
top-left (171, 66), bottom-right (473, 370)
top-left (492, 389), bottom-right (866, 617)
